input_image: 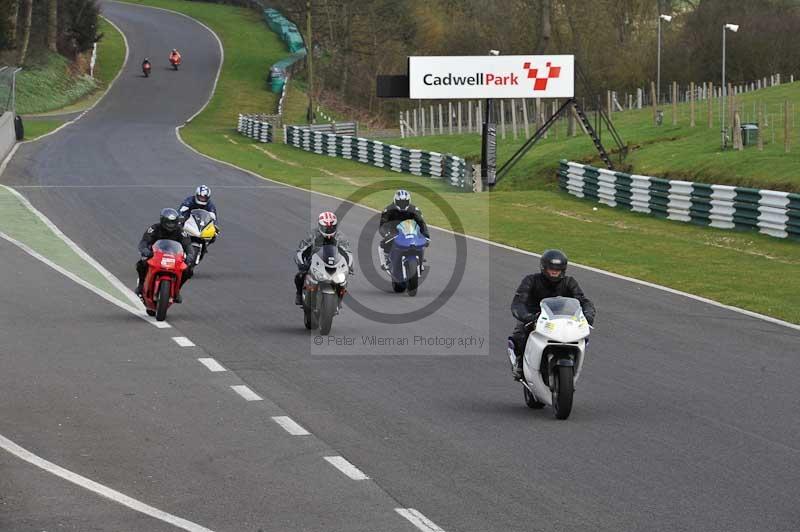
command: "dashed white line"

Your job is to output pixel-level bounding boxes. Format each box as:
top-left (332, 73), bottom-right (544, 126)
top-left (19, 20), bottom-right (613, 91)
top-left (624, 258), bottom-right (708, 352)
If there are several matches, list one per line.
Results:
top-left (172, 336), bottom-right (195, 347)
top-left (197, 358), bottom-right (226, 372)
top-left (271, 416), bottom-right (310, 436)
top-left (231, 385), bottom-right (262, 401)
top-left (0, 433), bottom-right (215, 532)
top-left (324, 456), bottom-right (369, 480)
top-left (395, 508), bottom-right (446, 532)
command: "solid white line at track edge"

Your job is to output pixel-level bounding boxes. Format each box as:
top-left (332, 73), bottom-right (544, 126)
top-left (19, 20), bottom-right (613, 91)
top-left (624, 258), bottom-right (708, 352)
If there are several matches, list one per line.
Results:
top-left (0, 433), bottom-right (215, 532)
top-left (0, 231), bottom-right (166, 328)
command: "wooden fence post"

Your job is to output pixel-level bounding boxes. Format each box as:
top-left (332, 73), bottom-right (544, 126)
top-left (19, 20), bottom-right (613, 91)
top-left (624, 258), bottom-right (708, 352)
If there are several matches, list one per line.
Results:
top-left (672, 81), bottom-right (678, 125)
top-left (412, 109), bottom-right (418, 135)
top-left (500, 100), bottom-right (506, 139)
top-left (757, 104), bottom-right (764, 151)
top-left (457, 102), bottom-right (462, 134)
top-left (785, 99), bottom-right (791, 153)
top-left (690, 82), bottom-right (696, 127)
top-left (510, 99), bottom-right (518, 139)
top-left (477, 101), bottom-right (482, 133)
top-left (448, 102), bottom-right (453, 135)
top-left (733, 111), bottom-right (743, 150)
top-left (438, 104), bottom-right (443, 135)
top-left (651, 81), bottom-right (657, 124)
top-left (467, 100), bottom-right (472, 133)
top-left (522, 99), bottom-right (530, 138)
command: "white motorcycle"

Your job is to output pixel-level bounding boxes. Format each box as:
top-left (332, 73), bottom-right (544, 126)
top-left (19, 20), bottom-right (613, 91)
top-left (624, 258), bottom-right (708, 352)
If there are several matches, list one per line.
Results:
top-left (182, 209), bottom-right (217, 266)
top-left (507, 297), bottom-right (591, 420)
top-left (300, 244), bottom-right (349, 335)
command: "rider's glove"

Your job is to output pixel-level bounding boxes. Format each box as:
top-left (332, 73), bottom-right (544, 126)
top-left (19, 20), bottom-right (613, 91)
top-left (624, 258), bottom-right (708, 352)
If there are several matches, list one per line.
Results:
top-left (141, 251), bottom-right (153, 260)
top-left (524, 321), bottom-right (536, 333)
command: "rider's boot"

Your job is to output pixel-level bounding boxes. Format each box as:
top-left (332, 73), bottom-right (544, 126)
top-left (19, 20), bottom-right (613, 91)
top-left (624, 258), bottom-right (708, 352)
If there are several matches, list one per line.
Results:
top-left (378, 247), bottom-right (389, 271)
top-left (512, 354), bottom-right (524, 380)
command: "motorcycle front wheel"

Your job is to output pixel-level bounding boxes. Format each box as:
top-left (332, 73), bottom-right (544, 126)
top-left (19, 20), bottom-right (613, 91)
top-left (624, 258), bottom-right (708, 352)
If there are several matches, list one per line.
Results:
top-left (155, 280), bottom-right (171, 322)
top-left (318, 292), bottom-right (337, 335)
top-left (552, 365), bottom-right (574, 420)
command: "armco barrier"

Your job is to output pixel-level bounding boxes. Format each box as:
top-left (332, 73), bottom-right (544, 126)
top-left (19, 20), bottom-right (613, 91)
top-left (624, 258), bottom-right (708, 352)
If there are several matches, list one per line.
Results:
top-left (237, 114), bottom-right (273, 143)
top-left (285, 125), bottom-right (469, 189)
top-left (559, 160), bottom-right (800, 240)
top-left (262, 8), bottom-right (306, 94)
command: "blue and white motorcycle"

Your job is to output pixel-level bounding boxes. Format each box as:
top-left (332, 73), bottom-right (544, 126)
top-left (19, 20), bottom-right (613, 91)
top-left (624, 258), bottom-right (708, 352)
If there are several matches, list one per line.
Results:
top-left (382, 219), bottom-right (428, 297)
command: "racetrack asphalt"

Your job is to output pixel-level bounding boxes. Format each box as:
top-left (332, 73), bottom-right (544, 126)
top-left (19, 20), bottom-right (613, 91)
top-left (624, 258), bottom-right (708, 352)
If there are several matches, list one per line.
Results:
top-left (1, 1), bottom-right (798, 531)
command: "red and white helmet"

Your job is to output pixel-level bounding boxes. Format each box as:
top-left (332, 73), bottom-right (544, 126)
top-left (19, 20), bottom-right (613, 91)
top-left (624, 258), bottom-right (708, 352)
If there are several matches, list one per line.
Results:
top-left (317, 211), bottom-right (338, 239)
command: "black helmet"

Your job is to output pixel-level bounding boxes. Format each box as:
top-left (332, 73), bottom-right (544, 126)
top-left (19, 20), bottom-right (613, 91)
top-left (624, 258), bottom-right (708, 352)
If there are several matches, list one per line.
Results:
top-left (160, 208), bottom-right (180, 232)
top-left (540, 249), bottom-right (568, 283)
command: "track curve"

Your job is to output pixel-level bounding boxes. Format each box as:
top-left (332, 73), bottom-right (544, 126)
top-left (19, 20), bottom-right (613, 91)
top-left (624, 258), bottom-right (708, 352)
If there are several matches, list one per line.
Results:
top-left (3, 2), bottom-right (799, 531)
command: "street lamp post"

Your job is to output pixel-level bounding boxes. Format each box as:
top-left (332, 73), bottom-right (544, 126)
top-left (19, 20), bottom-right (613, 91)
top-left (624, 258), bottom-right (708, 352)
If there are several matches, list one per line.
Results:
top-left (657, 14), bottom-right (672, 110)
top-left (721, 23), bottom-right (739, 149)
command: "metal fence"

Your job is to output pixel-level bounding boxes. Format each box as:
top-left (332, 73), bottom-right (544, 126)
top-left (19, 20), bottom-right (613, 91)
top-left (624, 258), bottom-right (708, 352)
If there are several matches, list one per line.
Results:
top-left (290, 121), bottom-right (358, 136)
top-left (559, 160), bottom-right (800, 240)
top-left (285, 125), bottom-right (469, 189)
top-left (237, 114), bottom-right (274, 143)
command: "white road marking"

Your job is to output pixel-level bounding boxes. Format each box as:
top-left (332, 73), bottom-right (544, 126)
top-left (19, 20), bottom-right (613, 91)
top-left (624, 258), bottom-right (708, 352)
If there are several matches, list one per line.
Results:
top-left (0, 231), bottom-right (163, 328)
top-left (231, 385), bottom-right (262, 401)
top-left (395, 508), bottom-right (446, 532)
top-left (197, 358), bottom-right (226, 372)
top-left (172, 336), bottom-right (195, 347)
top-left (0, 433), bottom-right (215, 532)
top-left (324, 456), bottom-right (369, 480)
top-left (0, 184), bottom-right (144, 309)
top-left (271, 416), bottom-right (310, 436)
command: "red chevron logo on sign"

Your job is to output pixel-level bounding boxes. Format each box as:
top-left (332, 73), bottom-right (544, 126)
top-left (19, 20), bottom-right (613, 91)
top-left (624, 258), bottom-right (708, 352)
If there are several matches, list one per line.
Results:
top-left (523, 61), bottom-right (562, 91)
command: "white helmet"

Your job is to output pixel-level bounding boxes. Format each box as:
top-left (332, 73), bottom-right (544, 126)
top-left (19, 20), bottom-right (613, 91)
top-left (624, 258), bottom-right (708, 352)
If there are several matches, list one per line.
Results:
top-left (195, 185), bottom-right (211, 206)
top-left (394, 189), bottom-right (411, 211)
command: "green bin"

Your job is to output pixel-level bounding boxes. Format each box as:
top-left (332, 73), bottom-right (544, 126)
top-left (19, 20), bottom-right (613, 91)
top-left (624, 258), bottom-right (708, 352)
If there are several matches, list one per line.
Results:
top-left (741, 123), bottom-right (759, 146)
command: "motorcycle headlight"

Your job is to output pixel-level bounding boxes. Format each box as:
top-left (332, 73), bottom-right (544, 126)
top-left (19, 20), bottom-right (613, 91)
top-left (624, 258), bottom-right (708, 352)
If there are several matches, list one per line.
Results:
top-left (331, 271), bottom-right (347, 284)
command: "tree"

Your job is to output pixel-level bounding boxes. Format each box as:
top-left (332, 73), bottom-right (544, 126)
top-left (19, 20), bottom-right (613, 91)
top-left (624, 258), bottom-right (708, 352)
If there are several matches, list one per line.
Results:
top-left (17, 0), bottom-right (32, 65)
top-left (6, 0), bottom-right (19, 49)
top-left (48, 0), bottom-right (58, 52)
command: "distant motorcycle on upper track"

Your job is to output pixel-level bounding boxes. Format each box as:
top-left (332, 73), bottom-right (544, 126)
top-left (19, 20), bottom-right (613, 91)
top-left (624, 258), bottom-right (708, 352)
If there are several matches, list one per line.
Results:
top-left (142, 60), bottom-right (152, 77)
top-left (507, 297), bottom-right (592, 420)
top-left (169, 50), bottom-right (182, 71)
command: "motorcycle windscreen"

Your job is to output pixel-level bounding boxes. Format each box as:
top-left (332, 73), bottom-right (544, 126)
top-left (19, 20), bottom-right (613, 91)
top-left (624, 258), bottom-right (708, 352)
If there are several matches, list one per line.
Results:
top-left (540, 297), bottom-right (582, 319)
top-left (152, 239), bottom-right (185, 256)
top-left (320, 244), bottom-right (340, 267)
top-left (396, 219), bottom-right (419, 236)
top-left (190, 209), bottom-right (214, 227)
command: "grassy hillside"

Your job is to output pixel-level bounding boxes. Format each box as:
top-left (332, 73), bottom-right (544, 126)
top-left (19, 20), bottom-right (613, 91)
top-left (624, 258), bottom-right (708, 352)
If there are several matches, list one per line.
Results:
top-left (17, 17), bottom-right (125, 116)
top-left (390, 84), bottom-right (800, 193)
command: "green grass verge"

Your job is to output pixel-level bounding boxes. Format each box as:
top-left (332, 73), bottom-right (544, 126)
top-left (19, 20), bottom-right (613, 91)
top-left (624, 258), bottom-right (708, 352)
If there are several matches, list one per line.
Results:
top-left (16, 54), bottom-right (97, 115)
top-left (22, 119), bottom-right (65, 140)
top-left (20, 17), bottom-right (126, 117)
top-left (0, 187), bottom-right (130, 303)
top-left (390, 83), bottom-right (800, 193)
top-left (118, 0), bottom-right (800, 324)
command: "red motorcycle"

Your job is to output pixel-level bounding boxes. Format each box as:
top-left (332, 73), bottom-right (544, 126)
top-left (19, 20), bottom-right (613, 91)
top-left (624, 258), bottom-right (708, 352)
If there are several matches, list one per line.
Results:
top-left (169, 52), bottom-right (182, 71)
top-left (142, 61), bottom-right (152, 77)
top-left (142, 240), bottom-right (188, 321)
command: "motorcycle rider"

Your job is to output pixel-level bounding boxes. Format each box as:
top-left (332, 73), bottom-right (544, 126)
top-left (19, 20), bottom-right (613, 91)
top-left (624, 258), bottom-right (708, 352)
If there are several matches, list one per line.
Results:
top-left (378, 189), bottom-right (430, 270)
top-left (135, 208), bottom-right (197, 304)
top-left (178, 185), bottom-right (217, 222)
top-left (294, 211), bottom-right (353, 305)
top-left (141, 57), bottom-right (151, 73)
top-left (509, 249), bottom-right (596, 380)
top-left (169, 48), bottom-right (182, 65)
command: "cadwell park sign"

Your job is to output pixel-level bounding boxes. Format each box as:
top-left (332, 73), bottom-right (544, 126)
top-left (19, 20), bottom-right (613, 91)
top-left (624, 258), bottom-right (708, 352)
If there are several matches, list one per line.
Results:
top-left (408, 55), bottom-right (574, 99)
